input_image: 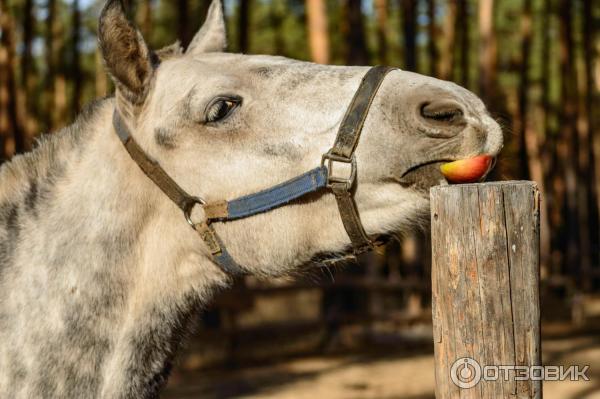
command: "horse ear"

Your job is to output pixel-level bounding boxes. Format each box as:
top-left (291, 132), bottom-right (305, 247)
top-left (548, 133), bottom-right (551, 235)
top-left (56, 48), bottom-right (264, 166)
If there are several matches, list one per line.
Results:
top-left (99, 0), bottom-right (155, 105)
top-left (186, 0), bottom-right (227, 55)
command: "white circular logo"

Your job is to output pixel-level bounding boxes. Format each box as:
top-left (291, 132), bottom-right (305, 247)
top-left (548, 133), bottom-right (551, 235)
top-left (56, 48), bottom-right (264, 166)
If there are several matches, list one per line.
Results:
top-left (450, 357), bottom-right (482, 389)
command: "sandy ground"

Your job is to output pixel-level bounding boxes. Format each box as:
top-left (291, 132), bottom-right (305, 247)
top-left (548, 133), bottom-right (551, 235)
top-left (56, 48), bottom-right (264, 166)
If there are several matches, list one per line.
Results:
top-left (164, 333), bottom-right (600, 399)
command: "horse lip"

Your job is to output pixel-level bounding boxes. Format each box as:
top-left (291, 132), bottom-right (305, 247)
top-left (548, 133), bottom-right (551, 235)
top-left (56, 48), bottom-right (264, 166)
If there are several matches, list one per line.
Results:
top-left (397, 155), bottom-right (497, 185)
top-left (399, 158), bottom-right (455, 179)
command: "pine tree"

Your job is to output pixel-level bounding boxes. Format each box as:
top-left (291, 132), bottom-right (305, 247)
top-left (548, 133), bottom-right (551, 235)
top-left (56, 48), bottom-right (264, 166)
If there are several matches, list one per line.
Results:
top-left (439, 0), bottom-right (456, 80)
top-left (427, 0), bottom-right (437, 77)
top-left (401, 0), bottom-right (417, 71)
top-left (306, 0), bottom-right (330, 64)
top-left (343, 0), bottom-right (368, 65)
top-left (0, 0), bottom-right (25, 157)
top-left (374, 0), bottom-right (388, 65)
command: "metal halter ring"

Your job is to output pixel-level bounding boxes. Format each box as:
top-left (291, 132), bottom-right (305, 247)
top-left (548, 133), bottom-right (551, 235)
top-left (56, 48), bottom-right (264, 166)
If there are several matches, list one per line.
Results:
top-left (321, 151), bottom-right (357, 190)
top-left (184, 197), bottom-right (207, 229)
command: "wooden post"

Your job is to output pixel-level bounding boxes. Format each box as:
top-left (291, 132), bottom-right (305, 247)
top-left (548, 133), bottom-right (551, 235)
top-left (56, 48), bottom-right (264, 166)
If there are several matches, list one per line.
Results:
top-left (430, 182), bottom-right (541, 398)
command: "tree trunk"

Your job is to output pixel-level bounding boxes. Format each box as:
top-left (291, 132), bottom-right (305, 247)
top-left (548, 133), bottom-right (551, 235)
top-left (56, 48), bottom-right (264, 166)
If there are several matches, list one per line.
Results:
top-left (198, 0), bottom-right (210, 24)
top-left (517, 0), bottom-right (550, 275)
top-left (517, 0), bottom-right (533, 182)
top-left (374, 0), bottom-right (388, 65)
top-left (54, 14), bottom-right (67, 131)
top-left (137, 0), bottom-right (153, 40)
top-left (583, 0), bottom-right (600, 271)
top-left (426, 0), bottom-right (437, 77)
top-left (72, 0), bottom-right (83, 115)
top-left (271, 1), bottom-right (286, 57)
top-left (478, 0), bottom-right (509, 182)
top-left (343, 0), bottom-right (368, 65)
top-left (541, 0), bottom-right (553, 166)
top-left (478, 0), bottom-right (497, 105)
top-left (238, 0), bottom-right (251, 53)
top-left (45, 0), bottom-right (67, 131)
top-left (21, 0), bottom-right (37, 149)
top-left (0, 0), bottom-right (26, 158)
top-left (21, 0), bottom-right (35, 90)
top-left (457, 0), bottom-right (469, 87)
top-left (439, 0), bottom-right (456, 80)
top-left (558, 0), bottom-right (581, 277)
top-left (54, 77), bottom-right (67, 131)
top-left (44, 0), bottom-right (57, 131)
top-left (540, 0), bottom-right (561, 276)
top-left (306, 0), bottom-right (330, 64)
top-left (178, 0), bottom-right (191, 48)
top-left (401, 0), bottom-right (418, 72)
top-left (577, 0), bottom-right (595, 287)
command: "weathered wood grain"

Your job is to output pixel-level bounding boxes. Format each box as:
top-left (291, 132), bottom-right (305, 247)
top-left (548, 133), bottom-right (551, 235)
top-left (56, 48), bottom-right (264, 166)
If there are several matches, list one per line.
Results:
top-left (430, 181), bottom-right (541, 399)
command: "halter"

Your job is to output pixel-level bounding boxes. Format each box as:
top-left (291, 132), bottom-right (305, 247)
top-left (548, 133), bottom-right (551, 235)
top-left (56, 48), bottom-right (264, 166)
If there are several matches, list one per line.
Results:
top-left (113, 66), bottom-right (396, 275)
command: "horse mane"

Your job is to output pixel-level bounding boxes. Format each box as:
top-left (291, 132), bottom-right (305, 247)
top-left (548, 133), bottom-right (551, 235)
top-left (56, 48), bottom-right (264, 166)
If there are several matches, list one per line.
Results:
top-left (0, 98), bottom-right (112, 208)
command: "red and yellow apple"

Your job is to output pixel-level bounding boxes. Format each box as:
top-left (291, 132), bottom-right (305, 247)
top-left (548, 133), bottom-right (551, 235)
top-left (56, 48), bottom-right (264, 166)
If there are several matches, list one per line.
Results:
top-left (440, 155), bottom-right (493, 184)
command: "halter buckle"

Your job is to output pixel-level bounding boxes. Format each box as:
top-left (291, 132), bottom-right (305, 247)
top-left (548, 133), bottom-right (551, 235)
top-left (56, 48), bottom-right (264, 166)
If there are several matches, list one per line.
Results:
top-left (321, 151), bottom-right (357, 190)
top-left (184, 197), bottom-right (208, 229)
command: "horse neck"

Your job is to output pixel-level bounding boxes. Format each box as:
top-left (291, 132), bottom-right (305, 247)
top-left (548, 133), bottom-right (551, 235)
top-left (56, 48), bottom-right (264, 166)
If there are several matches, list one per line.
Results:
top-left (0, 99), bottom-right (228, 398)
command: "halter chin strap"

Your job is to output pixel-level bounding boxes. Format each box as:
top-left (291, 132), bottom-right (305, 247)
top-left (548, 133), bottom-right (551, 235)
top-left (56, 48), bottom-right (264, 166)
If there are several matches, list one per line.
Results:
top-left (113, 66), bottom-right (396, 276)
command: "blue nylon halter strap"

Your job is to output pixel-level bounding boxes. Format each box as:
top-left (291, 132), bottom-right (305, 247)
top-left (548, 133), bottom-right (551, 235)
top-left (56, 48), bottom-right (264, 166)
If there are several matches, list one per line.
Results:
top-left (208, 167), bottom-right (328, 221)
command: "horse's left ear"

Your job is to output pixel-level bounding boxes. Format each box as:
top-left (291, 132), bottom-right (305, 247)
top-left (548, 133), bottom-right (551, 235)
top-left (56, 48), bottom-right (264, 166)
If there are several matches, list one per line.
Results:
top-left (99, 0), bottom-right (155, 105)
top-left (186, 0), bottom-right (227, 55)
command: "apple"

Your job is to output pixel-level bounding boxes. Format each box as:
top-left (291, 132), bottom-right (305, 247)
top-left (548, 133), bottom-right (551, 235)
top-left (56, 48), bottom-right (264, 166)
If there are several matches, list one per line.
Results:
top-left (440, 155), bottom-right (494, 184)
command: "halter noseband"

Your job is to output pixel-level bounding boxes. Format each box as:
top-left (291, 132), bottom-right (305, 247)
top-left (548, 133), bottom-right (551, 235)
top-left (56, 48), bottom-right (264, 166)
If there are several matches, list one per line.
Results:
top-left (113, 66), bottom-right (396, 275)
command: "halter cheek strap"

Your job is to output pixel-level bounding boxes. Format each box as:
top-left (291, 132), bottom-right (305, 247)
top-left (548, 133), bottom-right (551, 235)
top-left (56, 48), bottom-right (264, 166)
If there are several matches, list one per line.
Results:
top-left (325, 65), bottom-right (395, 253)
top-left (112, 66), bottom-right (396, 276)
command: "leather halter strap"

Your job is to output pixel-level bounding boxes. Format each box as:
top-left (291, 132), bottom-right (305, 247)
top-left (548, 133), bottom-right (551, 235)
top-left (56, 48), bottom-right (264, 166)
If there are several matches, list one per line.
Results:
top-left (113, 113), bottom-right (247, 275)
top-left (324, 65), bottom-right (396, 254)
top-left (112, 66), bottom-right (395, 275)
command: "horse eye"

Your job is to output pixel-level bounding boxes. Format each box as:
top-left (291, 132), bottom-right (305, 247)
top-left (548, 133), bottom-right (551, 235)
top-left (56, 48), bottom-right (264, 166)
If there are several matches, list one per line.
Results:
top-left (206, 97), bottom-right (241, 123)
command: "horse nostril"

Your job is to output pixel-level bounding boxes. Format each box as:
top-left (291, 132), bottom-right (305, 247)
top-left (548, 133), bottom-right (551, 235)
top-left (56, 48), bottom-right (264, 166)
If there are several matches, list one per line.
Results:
top-left (420, 101), bottom-right (465, 124)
